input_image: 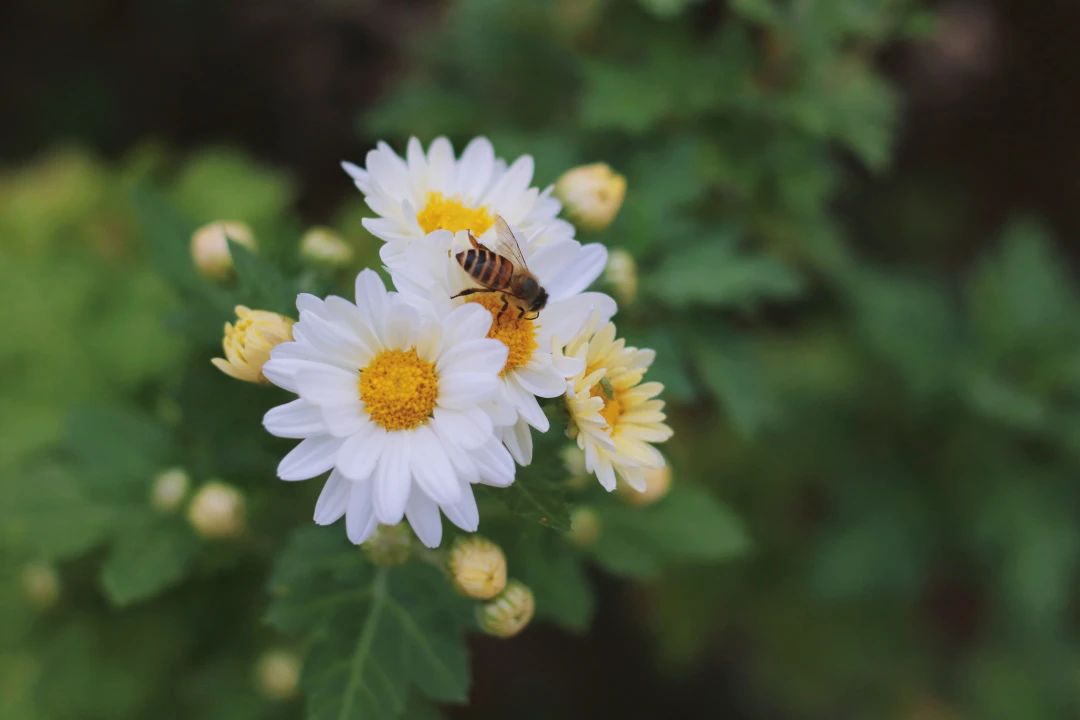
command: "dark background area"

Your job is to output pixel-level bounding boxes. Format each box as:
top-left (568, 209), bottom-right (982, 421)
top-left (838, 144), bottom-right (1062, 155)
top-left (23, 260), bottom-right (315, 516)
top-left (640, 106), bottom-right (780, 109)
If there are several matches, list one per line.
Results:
top-left (4, 1), bottom-right (1079, 717)
top-left (4, 0), bottom-right (1078, 259)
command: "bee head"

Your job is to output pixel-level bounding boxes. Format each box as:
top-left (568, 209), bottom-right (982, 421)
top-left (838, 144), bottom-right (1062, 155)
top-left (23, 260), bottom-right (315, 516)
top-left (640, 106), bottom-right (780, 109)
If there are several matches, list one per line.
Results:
top-left (529, 288), bottom-right (548, 313)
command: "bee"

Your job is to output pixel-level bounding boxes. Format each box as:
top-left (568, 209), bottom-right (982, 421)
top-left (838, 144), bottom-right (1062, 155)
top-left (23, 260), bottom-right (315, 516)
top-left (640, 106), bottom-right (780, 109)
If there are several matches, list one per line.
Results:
top-left (451, 215), bottom-right (548, 320)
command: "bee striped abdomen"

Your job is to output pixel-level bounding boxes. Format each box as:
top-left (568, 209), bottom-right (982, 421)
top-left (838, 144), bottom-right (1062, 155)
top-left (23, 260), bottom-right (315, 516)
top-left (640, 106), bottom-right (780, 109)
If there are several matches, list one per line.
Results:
top-left (457, 248), bottom-right (513, 289)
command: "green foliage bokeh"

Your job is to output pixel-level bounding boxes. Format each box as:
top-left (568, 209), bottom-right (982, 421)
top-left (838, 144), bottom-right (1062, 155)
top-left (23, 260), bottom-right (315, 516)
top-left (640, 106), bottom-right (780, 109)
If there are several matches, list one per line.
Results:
top-left (4, 1), bottom-right (1080, 719)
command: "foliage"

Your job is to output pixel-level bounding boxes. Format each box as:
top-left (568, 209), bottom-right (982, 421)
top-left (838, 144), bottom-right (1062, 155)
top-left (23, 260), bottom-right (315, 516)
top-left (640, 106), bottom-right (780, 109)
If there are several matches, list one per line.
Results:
top-left (5, 1), bottom-right (1080, 719)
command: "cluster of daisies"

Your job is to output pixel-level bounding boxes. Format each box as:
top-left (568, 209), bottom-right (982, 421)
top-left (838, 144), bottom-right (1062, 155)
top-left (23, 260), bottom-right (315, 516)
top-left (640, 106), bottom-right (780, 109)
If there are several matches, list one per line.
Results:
top-left (215, 137), bottom-right (672, 548)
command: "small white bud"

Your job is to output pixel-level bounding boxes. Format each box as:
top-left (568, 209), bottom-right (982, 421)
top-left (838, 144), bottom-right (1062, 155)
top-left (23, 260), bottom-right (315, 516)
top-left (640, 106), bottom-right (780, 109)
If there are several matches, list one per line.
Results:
top-left (568, 507), bottom-right (601, 547)
top-left (187, 481), bottom-right (246, 539)
top-left (254, 649), bottom-right (301, 701)
top-left (554, 163), bottom-right (626, 232)
top-left (20, 562), bottom-right (60, 610)
top-left (299, 227), bottom-right (354, 268)
top-left (448, 537), bottom-right (507, 599)
top-left (190, 220), bottom-right (256, 280)
top-left (476, 580), bottom-right (535, 639)
top-left (361, 524), bottom-right (412, 566)
top-left (620, 464), bottom-right (672, 506)
top-left (150, 467), bottom-right (190, 512)
top-left (604, 248), bottom-right (638, 305)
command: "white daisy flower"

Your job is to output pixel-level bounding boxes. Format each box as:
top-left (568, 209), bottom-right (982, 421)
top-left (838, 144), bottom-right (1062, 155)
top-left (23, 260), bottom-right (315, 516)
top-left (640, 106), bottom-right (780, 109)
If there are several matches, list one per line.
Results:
top-left (341, 136), bottom-right (575, 267)
top-left (261, 269), bottom-right (516, 548)
top-left (564, 322), bottom-right (673, 493)
top-left (388, 222), bottom-right (616, 465)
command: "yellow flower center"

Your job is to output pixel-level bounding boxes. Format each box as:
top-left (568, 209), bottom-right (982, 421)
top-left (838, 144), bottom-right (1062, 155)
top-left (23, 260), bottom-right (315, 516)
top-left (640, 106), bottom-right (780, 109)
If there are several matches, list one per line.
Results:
top-left (468, 294), bottom-right (537, 376)
top-left (358, 348), bottom-right (439, 431)
top-left (416, 191), bottom-right (494, 235)
top-left (590, 382), bottom-right (623, 429)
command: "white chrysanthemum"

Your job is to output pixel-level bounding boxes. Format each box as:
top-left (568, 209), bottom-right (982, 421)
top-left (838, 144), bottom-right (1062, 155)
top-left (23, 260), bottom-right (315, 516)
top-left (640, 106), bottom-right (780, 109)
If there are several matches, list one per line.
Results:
top-left (389, 226), bottom-right (616, 465)
top-left (341, 136), bottom-right (575, 267)
top-left (261, 270), bottom-right (516, 548)
top-left (564, 322), bottom-right (673, 492)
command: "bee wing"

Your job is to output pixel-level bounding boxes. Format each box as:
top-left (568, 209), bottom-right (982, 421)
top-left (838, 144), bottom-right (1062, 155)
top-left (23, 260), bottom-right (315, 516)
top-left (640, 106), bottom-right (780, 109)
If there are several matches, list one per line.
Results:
top-left (493, 215), bottom-right (529, 270)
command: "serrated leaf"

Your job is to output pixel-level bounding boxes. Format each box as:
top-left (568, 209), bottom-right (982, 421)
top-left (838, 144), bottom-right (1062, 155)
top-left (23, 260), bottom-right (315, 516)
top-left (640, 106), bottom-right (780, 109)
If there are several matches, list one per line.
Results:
top-left (100, 516), bottom-right (198, 607)
top-left (498, 478), bottom-right (572, 532)
top-left (267, 528), bottom-right (472, 720)
top-left (588, 485), bottom-right (749, 578)
top-left (967, 218), bottom-right (1077, 354)
top-left (64, 406), bottom-right (170, 490)
top-left (648, 233), bottom-right (803, 310)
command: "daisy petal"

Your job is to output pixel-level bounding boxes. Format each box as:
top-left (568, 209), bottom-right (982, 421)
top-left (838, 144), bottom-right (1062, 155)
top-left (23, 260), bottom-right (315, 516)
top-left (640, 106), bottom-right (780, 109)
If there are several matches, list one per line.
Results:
top-left (264, 399), bottom-right (324, 438)
top-left (374, 432), bottom-right (411, 524)
top-left (405, 490), bottom-right (443, 548)
top-left (278, 435), bottom-right (343, 481)
top-left (314, 470), bottom-right (351, 525)
top-left (345, 480), bottom-right (377, 544)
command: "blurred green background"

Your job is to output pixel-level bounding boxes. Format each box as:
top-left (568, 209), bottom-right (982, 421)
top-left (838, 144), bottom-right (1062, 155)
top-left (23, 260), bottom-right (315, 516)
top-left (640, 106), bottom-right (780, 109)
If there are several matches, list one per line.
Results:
top-left (4, 0), bottom-right (1080, 718)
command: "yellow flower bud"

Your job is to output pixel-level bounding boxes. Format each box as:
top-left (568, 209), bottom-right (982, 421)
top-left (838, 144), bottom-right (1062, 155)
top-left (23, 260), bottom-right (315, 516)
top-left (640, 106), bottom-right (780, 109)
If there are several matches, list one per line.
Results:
top-left (254, 649), bottom-right (302, 701)
top-left (187, 481), bottom-right (246, 539)
top-left (619, 463), bottom-right (672, 506)
top-left (190, 220), bottom-right (256, 280)
top-left (448, 537), bottom-right (507, 599)
top-left (476, 580), bottom-right (534, 639)
top-left (604, 248), bottom-right (638, 305)
top-left (150, 467), bottom-right (190, 513)
top-left (361, 524), bottom-right (412, 566)
top-left (300, 226), bottom-right (354, 268)
top-left (568, 506), bottom-right (601, 547)
top-left (20, 562), bottom-right (60, 610)
top-left (554, 162), bottom-right (626, 232)
top-left (211, 305), bottom-right (294, 384)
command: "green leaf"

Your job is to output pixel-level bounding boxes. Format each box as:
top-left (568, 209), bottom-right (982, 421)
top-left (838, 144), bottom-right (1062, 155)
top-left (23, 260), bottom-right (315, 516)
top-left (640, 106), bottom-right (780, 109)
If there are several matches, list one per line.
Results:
top-left (64, 406), bottom-right (170, 491)
top-left (267, 528), bottom-right (472, 720)
top-left (100, 516), bottom-right (198, 607)
top-left (846, 268), bottom-right (959, 396)
top-left (228, 238), bottom-right (296, 315)
top-left (693, 335), bottom-right (778, 438)
top-left (588, 485), bottom-right (749, 578)
top-left (494, 424), bottom-right (572, 531)
top-left (511, 531), bottom-right (594, 632)
top-left (0, 463), bottom-right (113, 560)
top-left (498, 477), bottom-right (572, 533)
top-left (647, 232), bottom-right (804, 310)
top-left (967, 218), bottom-right (1077, 354)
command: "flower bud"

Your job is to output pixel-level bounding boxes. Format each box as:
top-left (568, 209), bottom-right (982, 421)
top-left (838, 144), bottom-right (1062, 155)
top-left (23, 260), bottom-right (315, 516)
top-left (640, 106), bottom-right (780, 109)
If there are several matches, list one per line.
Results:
top-left (211, 305), bottom-right (294, 384)
top-left (299, 227), bottom-right (354, 268)
top-left (568, 506), bottom-right (601, 547)
top-left (448, 537), bottom-right (507, 599)
top-left (619, 464), bottom-right (672, 506)
top-left (254, 649), bottom-right (301, 701)
top-left (187, 481), bottom-right (246, 539)
top-left (190, 220), bottom-right (256, 280)
top-left (604, 248), bottom-right (638, 305)
top-left (150, 467), bottom-right (190, 513)
top-left (20, 562), bottom-right (60, 610)
top-left (554, 163), bottom-right (626, 232)
top-left (476, 580), bottom-right (534, 639)
top-left (361, 524), bottom-right (412, 566)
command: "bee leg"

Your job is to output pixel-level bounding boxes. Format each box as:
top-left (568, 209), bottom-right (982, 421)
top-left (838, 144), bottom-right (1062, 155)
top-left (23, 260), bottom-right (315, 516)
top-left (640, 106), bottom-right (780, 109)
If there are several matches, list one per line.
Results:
top-left (450, 288), bottom-right (488, 300)
top-left (516, 305), bottom-right (526, 321)
top-left (497, 294), bottom-right (510, 323)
